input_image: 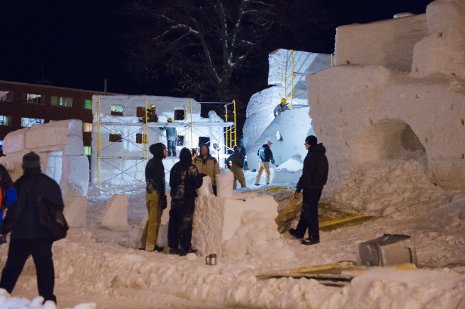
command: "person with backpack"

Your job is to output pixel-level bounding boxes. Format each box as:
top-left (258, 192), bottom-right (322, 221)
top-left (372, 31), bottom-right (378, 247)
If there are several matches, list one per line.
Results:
top-left (255, 140), bottom-right (276, 186)
top-left (168, 148), bottom-right (203, 256)
top-left (0, 152), bottom-right (64, 304)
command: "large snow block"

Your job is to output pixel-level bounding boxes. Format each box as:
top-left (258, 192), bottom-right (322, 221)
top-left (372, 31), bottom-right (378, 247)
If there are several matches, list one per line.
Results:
top-left (2, 128), bottom-right (27, 154)
top-left (25, 120), bottom-right (83, 155)
top-left (192, 193), bottom-right (279, 257)
top-left (216, 172), bottom-right (234, 198)
top-left (100, 194), bottom-right (129, 229)
top-left (64, 196), bottom-right (88, 227)
top-left (335, 14), bottom-right (427, 71)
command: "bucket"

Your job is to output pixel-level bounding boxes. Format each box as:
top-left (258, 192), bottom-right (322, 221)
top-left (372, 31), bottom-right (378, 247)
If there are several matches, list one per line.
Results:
top-left (216, 172), bottom-right (234, 198)
top-left (197, 175), bottom-right (214, 196)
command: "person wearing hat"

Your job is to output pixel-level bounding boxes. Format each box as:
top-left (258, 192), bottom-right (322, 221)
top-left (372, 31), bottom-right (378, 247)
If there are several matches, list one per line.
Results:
top-left (273, 98), bottom-right (290, 117)
top-left (225, 145), bottom-right (246, 189)
top-left (255, 140), bottom-right (276, 186)
top-left (140, 143), bottom-right (168, 252)
top-left (290, 135), bottom-right (329, 245)
top-left (160, 118), bottom-right (178, 156)
top-left (0, 152), bottom-right (64, 304)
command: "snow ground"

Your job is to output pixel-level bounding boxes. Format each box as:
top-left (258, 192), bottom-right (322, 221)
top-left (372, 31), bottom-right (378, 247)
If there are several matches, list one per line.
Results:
top-left (2, 159), bottom-right (465, 309)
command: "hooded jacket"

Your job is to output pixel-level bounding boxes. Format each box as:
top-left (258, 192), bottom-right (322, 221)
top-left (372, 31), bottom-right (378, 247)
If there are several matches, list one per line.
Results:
top-left (225, 150), bottom-right (245, 168)
top-left (170, 148), bottom-right (203, 201)
top-left (296, 143), bottom-right (329, 191)
top-left (145, 143), bottom-right (166, 196)
top-left (194, 145), bottom-right (220, 186)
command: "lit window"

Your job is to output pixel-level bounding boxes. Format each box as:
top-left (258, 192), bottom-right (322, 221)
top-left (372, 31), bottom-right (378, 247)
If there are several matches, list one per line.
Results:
top-left (51, 96), bottom-right (73, 107)
top-left (21, 117), bottom-right (44, 127)
top-left (84, 99), bottom-right (92, 110)
top-left (0, 115), bottom-right (11, 126)
top-left (109, 129), bottom-right (122, 142)
top-left (111, 104), bottom-right (123, 116)
top-left (0, 91), bottom-right (13, 102)
top-left (84, 146), bottom-right (91, 156)
top-left (25, 93), bottom-right (43, 104)
top-left (83, 123), bottom-right (93, 132)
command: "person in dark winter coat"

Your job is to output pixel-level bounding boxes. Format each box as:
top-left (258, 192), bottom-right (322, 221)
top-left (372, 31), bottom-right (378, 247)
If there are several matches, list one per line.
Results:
top-left (255, 140), bottom-right (276, 185)
top-left (168, 147), bottom-right (203, 256)
top-left (0, 152), bottom-right (64, 304)
top-left (141, 143), bottom-right (168, 252)
top-left (225, 146), bottom-right (246, 189)
top-left (290, 135), bottom-right (329, 245)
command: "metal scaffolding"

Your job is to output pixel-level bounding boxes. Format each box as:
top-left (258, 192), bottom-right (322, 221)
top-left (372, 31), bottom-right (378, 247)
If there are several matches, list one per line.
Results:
top-left (95, 97), bottom-right (236, 187)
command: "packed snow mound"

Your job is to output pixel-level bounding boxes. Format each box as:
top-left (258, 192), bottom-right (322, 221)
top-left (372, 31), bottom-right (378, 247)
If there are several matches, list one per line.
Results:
top-left (330, 160), bottom-right (447, 217)
top-left (320, 268), bottom-right (465, 309)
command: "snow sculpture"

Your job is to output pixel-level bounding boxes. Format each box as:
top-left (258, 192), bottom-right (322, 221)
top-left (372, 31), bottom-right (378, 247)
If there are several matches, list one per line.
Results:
top-left (0, 119), bottom-right (89, 204)
top-left (63, 196), bottom-right (88, 227)
top-left (216, 172), bottom-right (234, 197)
top-left (192, 192), bottom-right (293, 259)
top-left (309, 0), bottom-right (465, 191)
top-left (100, 194), bottom-right (129, 228)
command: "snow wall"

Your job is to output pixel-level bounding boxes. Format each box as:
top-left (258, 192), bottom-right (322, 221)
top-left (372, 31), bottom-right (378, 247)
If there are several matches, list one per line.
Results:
top-left (0, 119), bottom-right (89, 204)
top-left (309, 0), bottom-right (465, 191)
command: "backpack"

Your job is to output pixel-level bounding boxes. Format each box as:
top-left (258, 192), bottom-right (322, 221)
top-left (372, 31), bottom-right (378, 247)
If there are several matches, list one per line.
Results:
top-left (37, 196), bottom-right (69, 241)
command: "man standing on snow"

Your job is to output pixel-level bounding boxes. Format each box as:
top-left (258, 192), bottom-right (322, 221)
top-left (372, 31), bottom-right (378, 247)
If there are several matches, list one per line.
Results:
top-left (225, 145), bottom-right (246, 189)
top-left (168, 147), bottom-right (203, 256)
top-left (0, 152), bottom-right (64, 304)
top-left (255, 140), bottom-right (276, 186)
top-left (290, 135), bottom-right (328, 245)
top-left (140, 143), bottom-right (168, 252)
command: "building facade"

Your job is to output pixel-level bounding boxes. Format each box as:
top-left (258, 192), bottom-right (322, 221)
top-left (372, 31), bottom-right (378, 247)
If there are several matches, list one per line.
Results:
top-left (0, 80), bottom-right (103, 156)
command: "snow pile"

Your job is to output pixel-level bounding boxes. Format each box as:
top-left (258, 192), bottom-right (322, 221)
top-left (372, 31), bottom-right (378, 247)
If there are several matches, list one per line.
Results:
top-left (0, 119), bottom-right (89, 204)
top-left (321, 268), bottom-right (465, 309)
top-left (193, 192), bottom-right (293, 260)
top-left (331, 160), bottom-right (447, 217)
top-left (0, 289), bottom-right (94, 309)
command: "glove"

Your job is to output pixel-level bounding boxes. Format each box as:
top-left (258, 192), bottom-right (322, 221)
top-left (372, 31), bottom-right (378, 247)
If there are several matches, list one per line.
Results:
top-left (275, 164), bottom-right (279, 167)
top-left (160, 195), bottom-right (167, 210)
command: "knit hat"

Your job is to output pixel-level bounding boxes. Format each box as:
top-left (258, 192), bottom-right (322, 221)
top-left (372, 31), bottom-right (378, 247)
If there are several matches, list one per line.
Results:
top-left (22, 151), bottom-right (41, 168)
top-left (305, 135), bottom-right (317, 146)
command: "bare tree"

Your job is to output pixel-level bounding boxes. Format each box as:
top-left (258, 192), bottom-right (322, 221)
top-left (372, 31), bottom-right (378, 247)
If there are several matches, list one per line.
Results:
top-left (126, 0), bottom-right (276, 100)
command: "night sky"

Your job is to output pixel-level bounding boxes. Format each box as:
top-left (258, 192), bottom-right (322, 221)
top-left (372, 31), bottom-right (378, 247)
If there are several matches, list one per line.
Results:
top-left (0, 0), bottom-right (434, 97)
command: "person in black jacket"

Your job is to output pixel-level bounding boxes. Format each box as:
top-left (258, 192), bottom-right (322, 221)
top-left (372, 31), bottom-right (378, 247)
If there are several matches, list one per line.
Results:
top-left (0, 152), bottom-right (64, 304)
top-left (168, 147), bottom-right (203, 256)
top-left (225, 145), bottom-right (246, 189)
top-left (290, 135), bottom-right (329, 245)
top-left (141, 143), bottom-right (168, 252)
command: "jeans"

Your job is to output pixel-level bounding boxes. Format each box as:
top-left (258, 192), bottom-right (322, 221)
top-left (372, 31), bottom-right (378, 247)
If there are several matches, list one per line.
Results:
top-left (167, 139), bottom-right (176, 156)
